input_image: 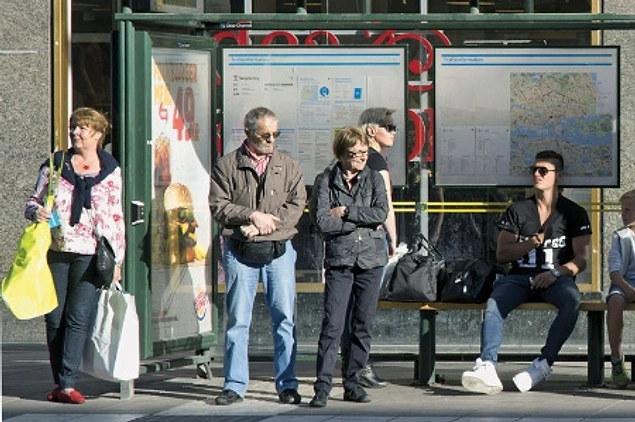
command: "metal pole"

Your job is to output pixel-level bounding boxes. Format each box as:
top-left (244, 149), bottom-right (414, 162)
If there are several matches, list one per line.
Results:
top-left (469, 0), bottom-right (479, 14)
top-left (296, 0), bottom-right (307, 14)
top-left (524, 0), bottom-right (535, 13)
top-left (363, 0), bottom-right (372, 14)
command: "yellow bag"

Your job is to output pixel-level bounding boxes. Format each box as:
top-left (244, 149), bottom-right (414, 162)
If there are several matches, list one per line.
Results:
top-left (2, 152), bottom-right (62, 320)
top-left (2, 221), bottom-right (58, 319)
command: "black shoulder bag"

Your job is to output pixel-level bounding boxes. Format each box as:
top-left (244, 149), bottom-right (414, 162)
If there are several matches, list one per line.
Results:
top-left (381, 233), bottom-right (444, 302)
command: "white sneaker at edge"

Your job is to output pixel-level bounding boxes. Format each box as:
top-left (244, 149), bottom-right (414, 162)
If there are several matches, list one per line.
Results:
top-left (513, 358), bottom-right (551, 392)
top-left (461, 358), bottom-right (503, 395)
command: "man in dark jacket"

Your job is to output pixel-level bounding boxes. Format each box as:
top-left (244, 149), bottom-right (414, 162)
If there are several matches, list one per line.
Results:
top-left (210, 107), bottom-right (306, 406)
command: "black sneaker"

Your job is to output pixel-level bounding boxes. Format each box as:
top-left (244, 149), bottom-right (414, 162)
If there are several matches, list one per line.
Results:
top-left (343, 385), bottom-right (371, 403)
top-left (278, 388), bottom-right (301, 404)
top-left (359, 363), bottom-right (388, 389)
top-left (309, 390), bottom-right (329, 408)
top-left (215, 389), bottom-right (243, 406)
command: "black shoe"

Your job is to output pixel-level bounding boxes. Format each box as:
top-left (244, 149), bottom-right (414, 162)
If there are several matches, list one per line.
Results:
top-left (359, 364), bottom-right (388, 388)
top-left (215, 389), bottom-right (243, 406)
top-left (309, 390), bottom-right (329, 408)
top-left (344, 385), bottom-right (371, 403)
top-left (278, 388), bottom-right (301, 404)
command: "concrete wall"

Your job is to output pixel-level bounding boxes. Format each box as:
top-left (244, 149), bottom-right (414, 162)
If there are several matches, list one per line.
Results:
top-left (0, 0), bottom-right (51, 341)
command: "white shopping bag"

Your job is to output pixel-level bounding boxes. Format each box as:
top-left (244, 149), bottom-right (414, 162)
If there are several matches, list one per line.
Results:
top-left (81, 282), bottom-right (140, 381)
top-left (382, 242), bottom-right (409, 291)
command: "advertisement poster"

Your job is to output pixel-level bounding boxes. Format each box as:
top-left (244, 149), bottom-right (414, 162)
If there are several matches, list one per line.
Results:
top-left (150, 48), bottom-right (213, 341)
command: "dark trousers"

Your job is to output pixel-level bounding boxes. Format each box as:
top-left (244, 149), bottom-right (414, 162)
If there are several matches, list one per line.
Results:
top-left (46, 250), bottom-right (99, 389)
top-left (314, 265), bottom-right (383, 393)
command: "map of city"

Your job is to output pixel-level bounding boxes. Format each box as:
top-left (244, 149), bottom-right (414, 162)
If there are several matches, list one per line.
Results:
top-left (509, 72), bottom-right (613, 177)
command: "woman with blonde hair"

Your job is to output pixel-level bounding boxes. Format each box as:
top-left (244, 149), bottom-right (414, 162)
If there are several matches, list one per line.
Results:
top-left (308, 127), bottom-right (388, 407)
top-left (25, 107), bottom-right (125, 404)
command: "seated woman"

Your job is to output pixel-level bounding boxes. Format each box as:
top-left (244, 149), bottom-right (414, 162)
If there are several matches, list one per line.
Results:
top-left (308, 126), bottom-right (389, 407)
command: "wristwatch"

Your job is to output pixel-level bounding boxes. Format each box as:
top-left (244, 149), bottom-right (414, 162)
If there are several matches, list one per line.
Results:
top-left (550, 268), bottom-right (562, 279)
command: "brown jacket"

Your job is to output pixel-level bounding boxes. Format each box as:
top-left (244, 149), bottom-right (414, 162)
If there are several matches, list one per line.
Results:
top-left (209, 145), bottom-right (306, 242)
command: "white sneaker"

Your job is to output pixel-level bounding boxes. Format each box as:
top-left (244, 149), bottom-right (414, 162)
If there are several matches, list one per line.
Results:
top-left (461, 358), bottom-right (503, 395)
top-left (513, 358), bottom-right (551, 392)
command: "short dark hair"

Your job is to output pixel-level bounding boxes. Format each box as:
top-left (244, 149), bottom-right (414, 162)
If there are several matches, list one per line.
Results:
top-left (535, 150), bottom-right (564, 171)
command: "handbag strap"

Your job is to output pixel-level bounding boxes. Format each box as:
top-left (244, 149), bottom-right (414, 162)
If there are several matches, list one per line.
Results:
top-left (46, 151), bottom-right (64, 209)
top-left (412, 232), bottom-right (443, 261)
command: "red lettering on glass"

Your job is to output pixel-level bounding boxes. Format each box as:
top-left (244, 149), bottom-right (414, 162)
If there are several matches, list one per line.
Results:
top-left (213, 29), bottom-right (249, 45)
top-left (261, 31), bottom-right (299, 45)
top-left (408, 109), bottom-right (424, 161)
top-left (305, 31), bottom-right (340, 45)
top-left (422, 108), bottom-right (434, 163)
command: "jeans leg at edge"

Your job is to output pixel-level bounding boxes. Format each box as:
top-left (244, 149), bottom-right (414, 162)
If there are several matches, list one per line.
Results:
top-left (262, 241), bottom-right (299, 393)
top-left (222, 242), bottom-right (259, 396)
top-left (540, 277), bottom-right (581, 365)
top-left (57, 253), bottom-right (99, 390)
top-left (481, 275), bottom-right (532, 364)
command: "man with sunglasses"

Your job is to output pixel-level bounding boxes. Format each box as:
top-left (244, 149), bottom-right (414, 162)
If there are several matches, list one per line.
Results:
top-left (462, 150), bottom-right (591, 394)
top-left (210, 107), bottom-right (306, 406)
top-left (337, 107), bottom-right (398, 389)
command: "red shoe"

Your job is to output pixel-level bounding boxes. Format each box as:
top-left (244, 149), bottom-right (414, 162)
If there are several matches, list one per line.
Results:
top-left (57, 389), bottom-right (86, 404)
top-left (46, 387), bottom-right (61, 402)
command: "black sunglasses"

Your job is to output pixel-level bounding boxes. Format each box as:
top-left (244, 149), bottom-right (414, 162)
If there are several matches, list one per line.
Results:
top-left (530, 166), bottom-right (558, 177)
top-left (253, 130), bottom-right (281, 141)
top-left (379, 124), bottom-right (397, 132)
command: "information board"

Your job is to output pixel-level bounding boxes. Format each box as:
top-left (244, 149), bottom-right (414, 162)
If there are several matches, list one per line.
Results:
top-left (222, 46), bottom-right (408, 186)
top-left (434, 47), bottom-right (619, 187)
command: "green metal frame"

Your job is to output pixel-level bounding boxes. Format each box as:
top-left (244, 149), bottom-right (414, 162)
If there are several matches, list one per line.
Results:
top-left (114, 12), bottom-right (635, 31)
top-left (117, 12), bottom-right (219, 359)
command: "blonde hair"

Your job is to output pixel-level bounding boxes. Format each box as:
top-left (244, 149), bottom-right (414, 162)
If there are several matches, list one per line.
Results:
top-left (332, 126), bottom-right (368, 160)
top-left (70, 107), bottom-right (111, 148)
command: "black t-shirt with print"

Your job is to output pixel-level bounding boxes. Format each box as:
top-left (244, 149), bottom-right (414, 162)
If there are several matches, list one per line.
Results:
top-left (497, 195), bottom-right (592, 276)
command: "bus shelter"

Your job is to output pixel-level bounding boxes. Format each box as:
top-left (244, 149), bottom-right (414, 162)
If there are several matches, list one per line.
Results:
top-left (113, 10), bottom-right (634, 379)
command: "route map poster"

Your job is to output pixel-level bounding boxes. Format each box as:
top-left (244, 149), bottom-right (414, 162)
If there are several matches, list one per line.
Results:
top-left (222, 46), bottom-right (408, 186)
top-left (434, 47), bottom-right (619, 187)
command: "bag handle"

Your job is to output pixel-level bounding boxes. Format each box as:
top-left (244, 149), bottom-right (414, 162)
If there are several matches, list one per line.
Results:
top-left (46, 151), bottom-right (64, 210)
top-left (412, 232), bottom-right (443, 261)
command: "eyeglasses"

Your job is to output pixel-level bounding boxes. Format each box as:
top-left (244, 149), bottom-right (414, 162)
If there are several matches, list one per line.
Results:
top-left (253, 130), bottom-right (281, 141)
top-left (379, 124), bottom-right (397, 132)
top-left (530, 166), bottom-right (558, 177)
top-left (347, 150), bottom-right (369, 158)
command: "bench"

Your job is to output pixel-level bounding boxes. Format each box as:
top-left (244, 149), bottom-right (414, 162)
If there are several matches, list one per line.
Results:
top-left (377, 300), bottom-right (635, 387)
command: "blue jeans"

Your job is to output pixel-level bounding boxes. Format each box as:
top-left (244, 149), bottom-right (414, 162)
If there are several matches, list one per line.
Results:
top-left (46, 250), bottom-right (100, 390)
top-left (481, 274), bottom-right (580, 366)
top-left (222, 239), bottom-right (298, 396)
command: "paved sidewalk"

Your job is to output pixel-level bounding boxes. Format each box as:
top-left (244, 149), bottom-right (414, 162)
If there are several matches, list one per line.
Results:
top-left (3, 343), bottom-right (635, 421)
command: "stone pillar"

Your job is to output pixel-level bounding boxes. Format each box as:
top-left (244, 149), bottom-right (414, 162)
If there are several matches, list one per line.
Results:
top-left (0, 1), bottom-right (51, 340)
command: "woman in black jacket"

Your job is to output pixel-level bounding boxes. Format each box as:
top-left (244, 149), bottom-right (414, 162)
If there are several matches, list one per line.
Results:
top-left (308, 126), bottom-right (389, 407)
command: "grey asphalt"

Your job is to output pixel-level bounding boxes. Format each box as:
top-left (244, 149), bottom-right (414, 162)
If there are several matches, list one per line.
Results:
top-left (3, 343), bottom-right (635, 421)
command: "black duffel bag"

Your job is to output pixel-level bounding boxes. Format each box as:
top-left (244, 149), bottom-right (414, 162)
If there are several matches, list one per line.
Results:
top-left (438, 258), bottom-right (497, 303)
top-left (380, 234), bottom-right (444, 302)
top-left (229, 238), bottom-right (286, 265)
